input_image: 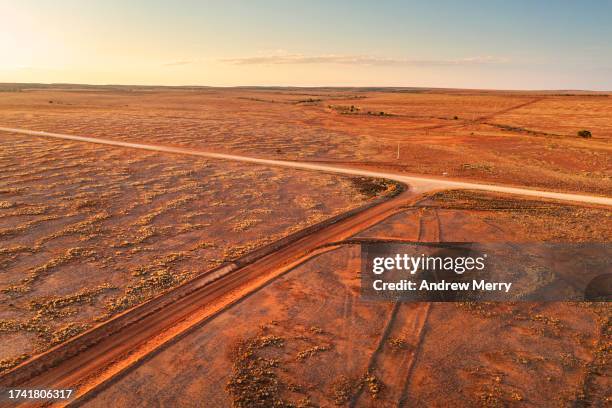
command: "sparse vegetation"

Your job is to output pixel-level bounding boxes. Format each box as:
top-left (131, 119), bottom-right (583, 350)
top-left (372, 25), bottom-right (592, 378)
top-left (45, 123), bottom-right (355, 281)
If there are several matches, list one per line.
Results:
top-left (296, 345), bottom-right (331, 360)
top-left (295, 98), bottom-right (322, 104)
top-left (0, 133), bottom-right (374, 366)
top-left (428, 190), bottom-right (611, 241)
top-left (350, 177), bottom-right (400, 198)
top-left (0, 354), bottom-right (30, 372)
top-left (578, 129), bottom-right (592, 138)
top-left (362, 372), bottom-right (383, 399)
top-left (29, 283), bottom-right (115, 318)
top-left (226, 333), bottom-right (287, 407)
top-left (232, 217), bottom-right (261, 232)
top-left (388, 337), bottom-right (410, 351)
top-left (328, 104), bottom-right (360, 114)
top-left (461, 163), bottom-right (494, 173)
top-left (1, 88), bottom-right (610, 404)
top-left (331, 376), bottom-right (355, 405)
top-left (50, 323), bottom-right (90, 345)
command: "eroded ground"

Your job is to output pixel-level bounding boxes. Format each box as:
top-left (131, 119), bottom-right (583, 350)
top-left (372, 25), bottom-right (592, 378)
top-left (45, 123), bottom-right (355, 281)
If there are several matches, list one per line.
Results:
top-left (0, 134), bottom-right (384, 371)
top-left (81, 191), bottom-right (611, 407)
top-left (0, 86), bottom-right (610, 195)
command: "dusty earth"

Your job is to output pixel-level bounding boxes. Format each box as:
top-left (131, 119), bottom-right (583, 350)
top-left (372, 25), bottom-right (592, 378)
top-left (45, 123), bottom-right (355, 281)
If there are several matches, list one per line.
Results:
top-left (0, 133), bottom-right (385, 372)
top-left (0, 86), bottom-right (610, 407)
top-left (0, 86), bottom-right (610, 195)
top-left (79, 191), bottom-right (611, 408)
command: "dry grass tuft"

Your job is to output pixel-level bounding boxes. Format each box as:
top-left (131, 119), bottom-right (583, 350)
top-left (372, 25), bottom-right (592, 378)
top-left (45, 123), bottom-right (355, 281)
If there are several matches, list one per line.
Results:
top-left (226, 333), bottom-right (287, 407)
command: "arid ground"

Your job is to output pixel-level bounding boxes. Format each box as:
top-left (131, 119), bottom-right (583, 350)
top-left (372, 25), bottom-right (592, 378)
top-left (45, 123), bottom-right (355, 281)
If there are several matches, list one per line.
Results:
top-left (0, 133), bottom-right (391, 372)
top-left (79, 191), bottom-right (611, 407)
top-left (0, 85), bottom-right (610, 407)
top-left (0, 85), bottom-right (610, 195)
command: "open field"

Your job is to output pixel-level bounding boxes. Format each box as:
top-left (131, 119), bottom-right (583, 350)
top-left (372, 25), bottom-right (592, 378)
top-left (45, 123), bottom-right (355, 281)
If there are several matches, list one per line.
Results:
top-left (0, 133), bottom-right (389, 372)
top-left (0, 86), bottom-right (610, 407)
top-left (0, 86), bottom-right (610, 195)
top-left (79, 191), bottom-right (611, 407)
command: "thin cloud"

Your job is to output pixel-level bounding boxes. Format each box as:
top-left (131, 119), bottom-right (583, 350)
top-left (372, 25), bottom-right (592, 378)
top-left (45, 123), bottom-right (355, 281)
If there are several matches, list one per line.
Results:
top-left (220, 54), bottom-right (509, 66)
top-left (162, 59), bottom-right (197, 67)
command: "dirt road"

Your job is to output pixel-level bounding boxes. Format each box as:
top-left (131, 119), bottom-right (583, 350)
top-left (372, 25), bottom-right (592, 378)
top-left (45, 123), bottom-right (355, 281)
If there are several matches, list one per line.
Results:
top-left (0, 186), bottom-right (418, 407)
top-left (1, 126), bottom-right (611, 206)
top-left (1, 125), bottom-right (610, 406)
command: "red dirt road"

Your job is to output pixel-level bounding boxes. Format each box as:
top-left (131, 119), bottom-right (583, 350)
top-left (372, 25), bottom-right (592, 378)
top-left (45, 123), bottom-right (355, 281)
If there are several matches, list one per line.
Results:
top-left (0, 188), bottom-right (418, 407)
top-left (1, 126), bottom-right (610, 407)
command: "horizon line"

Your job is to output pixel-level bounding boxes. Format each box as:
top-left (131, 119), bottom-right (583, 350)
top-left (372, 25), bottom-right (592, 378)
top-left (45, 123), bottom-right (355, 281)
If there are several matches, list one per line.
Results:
top-left (1, 82), bottom-right (611, 93)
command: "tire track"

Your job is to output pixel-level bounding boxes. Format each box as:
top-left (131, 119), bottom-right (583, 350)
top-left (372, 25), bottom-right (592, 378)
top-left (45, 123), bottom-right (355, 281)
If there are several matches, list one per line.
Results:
top-left (394, 209), bottom-right (442, 407)
top-left (397, 303), bottom-right (432, 408)
top-left (476, 97), bottom-right (544, 121)
top-left (349, 209), bottom-right (437, 407)
top-left (417, 97), bottom-right (544, 131)
top-left (348, 302), bottom-right (401, 407)
top-left (417, 208), bottom-right (440, 242)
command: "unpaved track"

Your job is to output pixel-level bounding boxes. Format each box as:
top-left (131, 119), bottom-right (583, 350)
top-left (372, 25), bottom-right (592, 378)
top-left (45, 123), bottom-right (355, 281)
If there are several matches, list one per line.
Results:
top-left (1, 125), bottom-right (610, 406)
top-left (418, 97), bottom-right (544, 131)
top-left (1, 127), bottom-right (611, 206)
top-left (351, 209), bottom-right (436, 407)
top-left (0, 189), bottom-right (417, 407)
top-left (473, 97), bottom-right (544, 122)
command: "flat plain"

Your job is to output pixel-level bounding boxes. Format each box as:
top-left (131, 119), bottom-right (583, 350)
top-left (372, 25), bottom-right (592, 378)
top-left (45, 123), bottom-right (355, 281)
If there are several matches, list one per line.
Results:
top-left (0, 86), bottom-right (610, 195)
top-left (82, 191), bottom-right (611, 407)
top-left (0, 133), bottom-right (385, 372)
top-left (0, 85), bottom-right (610, 407)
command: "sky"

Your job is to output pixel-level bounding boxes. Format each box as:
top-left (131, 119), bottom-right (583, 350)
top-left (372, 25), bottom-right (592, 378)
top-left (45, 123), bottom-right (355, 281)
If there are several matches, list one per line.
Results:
top-left (1, 0), bottom-right (611, 90)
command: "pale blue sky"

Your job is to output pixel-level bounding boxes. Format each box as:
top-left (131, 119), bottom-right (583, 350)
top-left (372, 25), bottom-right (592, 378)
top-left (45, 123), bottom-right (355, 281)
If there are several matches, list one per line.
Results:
top-left (2, 0), bottom-right (611, 89)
